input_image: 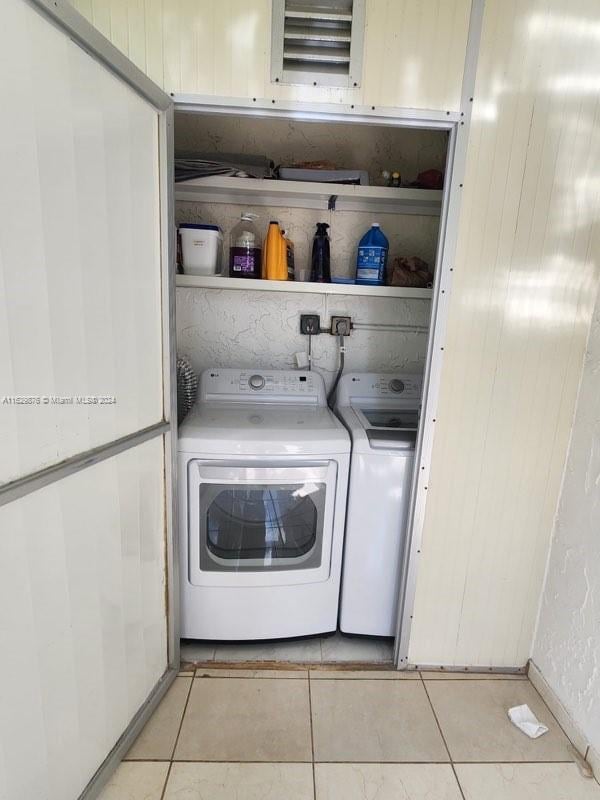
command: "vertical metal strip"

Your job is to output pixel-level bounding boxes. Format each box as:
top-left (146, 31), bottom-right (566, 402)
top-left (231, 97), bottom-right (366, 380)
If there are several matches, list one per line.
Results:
top-left (394, 0), bottom-right (486, 667)
top-left (158, 105), bottom-right (180, 671)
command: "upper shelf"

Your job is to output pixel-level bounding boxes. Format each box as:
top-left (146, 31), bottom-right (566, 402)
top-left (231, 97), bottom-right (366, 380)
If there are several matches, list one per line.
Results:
top-left (176, 274), bottom-right (433, 299)
top-left (174, 176), bottom-right (443, 217)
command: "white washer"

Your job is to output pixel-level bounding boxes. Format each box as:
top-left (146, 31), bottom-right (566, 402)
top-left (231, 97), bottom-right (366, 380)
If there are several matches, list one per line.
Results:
top-left (178, 368), bottom-right (350, 641)
top-left (335, 372), bottom-right (422, 637)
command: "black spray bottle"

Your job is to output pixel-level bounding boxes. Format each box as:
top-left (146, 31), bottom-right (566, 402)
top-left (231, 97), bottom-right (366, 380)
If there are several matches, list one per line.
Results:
top-left (310, 222), bottom-right (331, 283)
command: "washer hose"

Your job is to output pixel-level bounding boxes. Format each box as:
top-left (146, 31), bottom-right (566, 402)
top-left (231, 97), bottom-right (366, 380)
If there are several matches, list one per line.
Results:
top-left (327, 333), bottom-right (345, 409)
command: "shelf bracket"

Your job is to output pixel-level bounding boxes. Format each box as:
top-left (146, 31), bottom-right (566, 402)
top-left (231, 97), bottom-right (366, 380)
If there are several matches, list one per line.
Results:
top-left (328, 194), bottom-right (337, 211)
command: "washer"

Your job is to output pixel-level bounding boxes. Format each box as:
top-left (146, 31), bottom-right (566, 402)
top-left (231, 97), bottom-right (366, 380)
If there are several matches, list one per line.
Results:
top-left (178, 368), bottom-right (350, 641)
top-left (335, 372), bottom-right (422, 637)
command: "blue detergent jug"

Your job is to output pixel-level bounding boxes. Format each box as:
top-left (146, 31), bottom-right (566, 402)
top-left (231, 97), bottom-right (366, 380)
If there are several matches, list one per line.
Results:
top-left (355, 223), bottom-right (389, 285)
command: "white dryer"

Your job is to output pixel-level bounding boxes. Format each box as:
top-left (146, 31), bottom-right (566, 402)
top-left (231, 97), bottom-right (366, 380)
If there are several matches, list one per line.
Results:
top-left (335, 372), bottom-right (422, 637)
top-left (178, 368), bottom-right (350, 641)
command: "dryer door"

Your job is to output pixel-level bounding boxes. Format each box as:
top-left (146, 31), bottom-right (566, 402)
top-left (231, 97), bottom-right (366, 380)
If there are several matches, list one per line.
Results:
top-left (187, 460), bottom-right (338, 587)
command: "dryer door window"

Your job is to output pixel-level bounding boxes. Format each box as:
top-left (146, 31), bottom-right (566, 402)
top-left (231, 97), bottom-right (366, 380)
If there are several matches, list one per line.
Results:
top-left (202, 483), bottom-right (324, 571)
top-left (187, 460), bottom-right (338, 586)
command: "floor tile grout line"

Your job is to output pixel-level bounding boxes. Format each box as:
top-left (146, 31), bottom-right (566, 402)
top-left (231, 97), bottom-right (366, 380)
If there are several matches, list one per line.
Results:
top-left (158, 761), bottom-right (173, 800)
top-left (169, 675), bottom-right (196, 762)
top-left (307, 671), bottom-right (317, 800)
top-left (419, 672), bottom-right (467, 800)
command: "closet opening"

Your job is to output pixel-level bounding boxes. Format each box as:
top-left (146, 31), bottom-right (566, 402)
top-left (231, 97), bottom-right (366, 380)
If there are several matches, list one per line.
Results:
top-left (173, 106), bottom-right (453, 668)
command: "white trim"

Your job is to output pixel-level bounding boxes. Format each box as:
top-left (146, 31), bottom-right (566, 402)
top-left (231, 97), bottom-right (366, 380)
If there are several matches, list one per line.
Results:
top-left (176, 274), bottom-right (433, 300)
top-left (394, 0), bottom-right (486, 668)
top-left (528, 661), bottom-right (594, 770)
top-left (173, 94), bottom-right (460, 126)
top-left (175, 175), bottom-right (442, 217)
top-left (0, 423), bottom-right (169, 507)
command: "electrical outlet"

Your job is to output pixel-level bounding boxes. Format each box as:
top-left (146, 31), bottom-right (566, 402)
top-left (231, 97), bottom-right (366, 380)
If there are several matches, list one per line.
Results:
top-left (330, 316), bottom-right (352, 335)
top-left (300, 314), bottom-right (321, 335)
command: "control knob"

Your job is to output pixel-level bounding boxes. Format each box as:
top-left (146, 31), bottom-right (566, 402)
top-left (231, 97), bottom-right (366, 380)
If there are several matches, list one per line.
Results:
top-left (248, 374), bottom-right (265, 390)
top-left (389, 379), bottom-right (405, 393)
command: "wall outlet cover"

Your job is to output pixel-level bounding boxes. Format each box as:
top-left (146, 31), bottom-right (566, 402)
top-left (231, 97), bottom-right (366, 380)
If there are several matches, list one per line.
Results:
top-left (300, 314), bottom-right (321, 335)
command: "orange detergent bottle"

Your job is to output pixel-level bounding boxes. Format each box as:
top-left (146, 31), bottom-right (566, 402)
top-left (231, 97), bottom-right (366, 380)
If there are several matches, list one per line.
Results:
top-left (264, 221), bottom-right (287, 280)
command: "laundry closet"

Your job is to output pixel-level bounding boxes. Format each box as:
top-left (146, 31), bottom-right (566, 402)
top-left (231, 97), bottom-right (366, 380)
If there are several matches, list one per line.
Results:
top-left (173, 109), bottom-right (450, 658)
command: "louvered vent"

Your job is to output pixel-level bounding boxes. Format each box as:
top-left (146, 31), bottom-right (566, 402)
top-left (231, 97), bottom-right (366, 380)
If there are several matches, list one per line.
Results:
top-left (271, 0), bottom-right (365, 88)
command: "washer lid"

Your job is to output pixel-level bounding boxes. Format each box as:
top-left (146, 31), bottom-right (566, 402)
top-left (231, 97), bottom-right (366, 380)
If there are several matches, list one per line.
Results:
top-left (336, 405), bottom-right (419, 454)
top-left (359, 408), bottom-right (419, 429)
top-left (178, 402), bottom-right (350, 456)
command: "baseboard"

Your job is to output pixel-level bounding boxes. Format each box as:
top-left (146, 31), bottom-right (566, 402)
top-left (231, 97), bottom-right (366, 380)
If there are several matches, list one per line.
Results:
top-left (587, 744), bottom-right (600, 782)
top-left (528, 659), bottom-right (598, 779)
top-left (409, 663), bottom-right (527, 674)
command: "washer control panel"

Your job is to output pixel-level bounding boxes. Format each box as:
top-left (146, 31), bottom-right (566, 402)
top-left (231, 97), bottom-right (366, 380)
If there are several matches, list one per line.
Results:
top-left (200, 368), bottom-right (325, 405)
top-left (335, 372), bottom-right (423, 407)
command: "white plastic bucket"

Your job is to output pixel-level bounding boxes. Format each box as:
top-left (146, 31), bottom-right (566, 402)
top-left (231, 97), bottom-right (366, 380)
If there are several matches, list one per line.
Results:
top-left (180, 224), bottom-right (223, 275)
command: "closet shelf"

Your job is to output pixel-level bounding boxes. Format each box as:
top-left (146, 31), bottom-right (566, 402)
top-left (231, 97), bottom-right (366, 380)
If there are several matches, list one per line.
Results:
top-left (176, 274), bottom-right (433, 299)
top-left (174, 176), bottom-right (442, 217)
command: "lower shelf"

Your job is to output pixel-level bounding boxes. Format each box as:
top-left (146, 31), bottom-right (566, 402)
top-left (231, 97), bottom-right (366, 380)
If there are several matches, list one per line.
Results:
top-left (176, 274), bottom-right (433, 299)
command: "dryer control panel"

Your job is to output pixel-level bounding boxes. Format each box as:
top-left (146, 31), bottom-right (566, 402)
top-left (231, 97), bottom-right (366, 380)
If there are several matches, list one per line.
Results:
top-left (200, 368), bottom-right (326, 405)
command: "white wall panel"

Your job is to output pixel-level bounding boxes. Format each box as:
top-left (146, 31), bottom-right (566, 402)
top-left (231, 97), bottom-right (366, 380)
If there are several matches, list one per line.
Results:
top-left (0, 0), bottom-right (163, 484)
top-left (71, 0), bottom-right (472, 112)
top-left (0, 438), bottom-right (166, 800)
top-left (532, 280), bottom-right (600, 757)
top-left (409, 0), bottom-right (600, 668)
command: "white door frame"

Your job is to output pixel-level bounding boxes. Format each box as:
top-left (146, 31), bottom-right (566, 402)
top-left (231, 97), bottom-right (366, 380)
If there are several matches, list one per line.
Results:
top-left (168, 96), bottom-right (469, 669)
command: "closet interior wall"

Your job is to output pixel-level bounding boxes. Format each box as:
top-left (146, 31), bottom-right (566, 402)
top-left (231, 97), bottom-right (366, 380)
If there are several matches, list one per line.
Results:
top-left (174, 112), bottom-right (446, 387)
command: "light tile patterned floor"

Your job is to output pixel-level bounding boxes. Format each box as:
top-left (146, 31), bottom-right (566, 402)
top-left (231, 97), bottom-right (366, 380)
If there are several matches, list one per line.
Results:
top-left (99, 665), bottom-right (600, 800)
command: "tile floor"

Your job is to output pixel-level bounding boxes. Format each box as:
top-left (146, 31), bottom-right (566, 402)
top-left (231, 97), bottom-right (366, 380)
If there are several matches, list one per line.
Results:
top-left (98, 663), bottom-right (600, 800)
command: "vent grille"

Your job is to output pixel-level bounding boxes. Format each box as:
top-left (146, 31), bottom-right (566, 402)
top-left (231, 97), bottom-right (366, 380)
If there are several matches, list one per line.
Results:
top-left (271, 0), bottom-right (365, 88)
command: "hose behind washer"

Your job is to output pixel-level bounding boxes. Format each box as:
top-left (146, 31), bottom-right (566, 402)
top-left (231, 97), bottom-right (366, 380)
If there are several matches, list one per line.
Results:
top-left (327, 334), bottom-right (345, 409)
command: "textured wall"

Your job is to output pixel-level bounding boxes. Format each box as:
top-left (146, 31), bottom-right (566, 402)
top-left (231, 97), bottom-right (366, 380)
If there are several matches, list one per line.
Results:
top-left (408, 0), bottom-right (600, 668)
top-left (532, 284), bottom-right (600, 758)
top-left (71, 0), bottom-right (472, 112)
top-left (177, 287), bottom-right (431, 391)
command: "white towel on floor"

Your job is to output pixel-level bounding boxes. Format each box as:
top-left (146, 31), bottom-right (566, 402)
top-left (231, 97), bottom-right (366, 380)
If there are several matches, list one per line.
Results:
top-left (507, 704), bottom-right (549, 738)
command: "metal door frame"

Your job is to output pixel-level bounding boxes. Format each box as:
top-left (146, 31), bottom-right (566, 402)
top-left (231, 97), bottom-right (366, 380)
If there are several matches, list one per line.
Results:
top-left (4, 3), bottom-right (178, 798)
top-left (168, 105), bottom-right (468, 670)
